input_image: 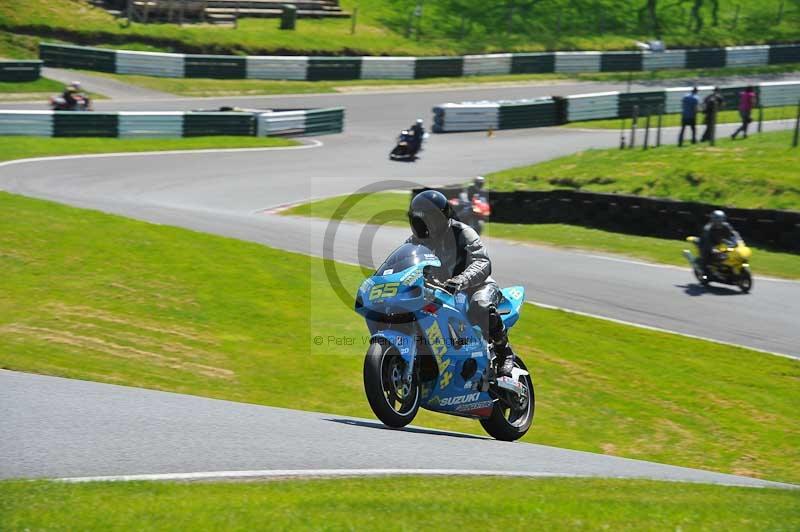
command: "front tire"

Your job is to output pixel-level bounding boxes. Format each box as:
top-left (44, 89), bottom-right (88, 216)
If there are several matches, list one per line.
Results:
top-left (363, 342), bottom-right (419, 428)
top-left (480, 357), bottom-right (535, 441)
top-left (738, 268), bottom-right (753, 293)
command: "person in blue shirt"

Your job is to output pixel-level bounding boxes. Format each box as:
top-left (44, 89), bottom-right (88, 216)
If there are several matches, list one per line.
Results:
top-left (678, 87), bottom-right (700, 147)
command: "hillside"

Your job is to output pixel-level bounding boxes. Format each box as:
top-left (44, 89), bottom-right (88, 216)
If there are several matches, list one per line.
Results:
top-left (0, 0), bottom-right (798, 57)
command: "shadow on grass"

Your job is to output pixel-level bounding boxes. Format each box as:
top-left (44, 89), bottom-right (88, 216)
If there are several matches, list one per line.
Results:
top-left (326, 418), bottom-right (489, 441)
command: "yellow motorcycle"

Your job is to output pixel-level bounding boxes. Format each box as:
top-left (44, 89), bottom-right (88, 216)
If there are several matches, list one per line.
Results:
top-left (683, 237), bottom-right (753, 293)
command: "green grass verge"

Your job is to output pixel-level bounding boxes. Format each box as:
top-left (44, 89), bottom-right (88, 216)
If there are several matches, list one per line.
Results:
top-left (2, 478), bottom-right (799, 530)
top-left (1, 191), bottom-right (798, 483)
top-left (567, 105), bottom-right (800, 130)
top-left (489, 130), bottom-right (800, 210)
top-left (1, 0), bottom-right (798, 57)
top-left (0, 76), bottom-right (63, 95)
top-left (282, 192), bottom-right (800, 279)
top-left (0, 136), bottom-right (298, 163)
top-left (77, 63), bottom-right (800, 98)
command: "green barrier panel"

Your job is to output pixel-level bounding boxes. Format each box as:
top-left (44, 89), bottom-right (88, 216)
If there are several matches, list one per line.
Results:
top-left (184, 55), bottom-right (246, 79)
top-left (0, 61), bottom-right (42, 82)
top-left (768, 44), bottom-right (800, 64)
top-left (307, 58), bottom-right (361, 81)
top-left (718, 86), bottom-right (746, 110)
top-left (303, 108), bottom-right (345, 135)
top-left (40, 43), bottom-right (116, 73)
top-left (414, 57), bottom-right (464, 79)
top-left (618, 91), bottom-right (666, 118)
top-left (686, 48), bottom-right (725, 69)
top-left (498, 102), bottom-right (557, 129)
top-left (183, 112), bottom-right (255, 136)
top-left (510, 53), bottom-right (555, 74)
top-left (53, 112), bottom-right (118, 137)
top-left (600, 52), bottom-right (643, 72)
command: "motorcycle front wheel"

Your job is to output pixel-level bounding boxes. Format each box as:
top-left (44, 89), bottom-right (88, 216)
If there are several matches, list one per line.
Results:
top-left (363, 341), bottom-right (419, 428)
top-left (738, 268), bottom-right (753, 293)
top-left (481, 357), bottom-right (535, 441)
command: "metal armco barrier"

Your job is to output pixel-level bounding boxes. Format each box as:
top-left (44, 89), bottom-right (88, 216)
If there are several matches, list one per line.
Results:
top-left (0, 60), bottom-right (42, 82)
top-left (0, 108), bottom-right (345, 138)
top-left (38, 42), bottom-right (800, 80)
top-left (414, 187), bottom-right (800, 253)
top-left (433, 81), bottom-right (800, 133)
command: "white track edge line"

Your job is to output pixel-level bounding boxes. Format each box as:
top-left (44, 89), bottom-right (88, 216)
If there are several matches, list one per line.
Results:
top-left (51, 468), bottom-right (790, 489)
top-left (525, 299), bottom-right (798, 361)
top-left (0, 140), bottom-right (323, 169)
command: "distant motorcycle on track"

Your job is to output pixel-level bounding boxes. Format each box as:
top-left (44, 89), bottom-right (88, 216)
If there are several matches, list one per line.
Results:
top-left (389, 130), bottom-right (426, 161)
top-left (683, 237), bottom-right (753, 293)
top-left (356, 243), bottom-right (534, 441)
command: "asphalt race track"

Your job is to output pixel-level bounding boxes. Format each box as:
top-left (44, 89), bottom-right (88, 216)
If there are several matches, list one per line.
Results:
top-left (1, 370), bottom-right (795, 488)
top-left (1, 75), bottom-right (799, 483)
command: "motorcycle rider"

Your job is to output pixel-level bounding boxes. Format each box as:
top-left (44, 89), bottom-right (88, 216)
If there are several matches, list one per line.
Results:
top-left (468, 175), bottom-right (485, 198)
top-left (409, 118), bottom-right (425, 154)
top-left (699, 210), bottom-right (742, 275)
top-left (61, 81), bottom-right (90, 111)
top-left (407, 190), bottom-right (516, 377)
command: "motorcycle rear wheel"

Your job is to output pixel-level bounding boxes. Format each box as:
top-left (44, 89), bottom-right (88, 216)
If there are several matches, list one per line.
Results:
top-left (363, 342), bottom-right (420, 428)
top-left (480, 357), bottom-right (535, 441)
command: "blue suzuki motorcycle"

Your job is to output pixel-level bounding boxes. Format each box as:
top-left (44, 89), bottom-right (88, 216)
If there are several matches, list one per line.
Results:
top-left (355, 243), bottom-right (534, 441)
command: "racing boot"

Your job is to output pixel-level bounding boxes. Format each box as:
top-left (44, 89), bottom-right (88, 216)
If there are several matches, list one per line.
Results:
top-left (490, 314), bottom-right (515, 378)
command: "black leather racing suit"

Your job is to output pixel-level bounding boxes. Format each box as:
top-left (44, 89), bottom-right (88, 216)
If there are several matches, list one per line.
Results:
top-left (409, 123), bottom-right (425, 153)
top-left (700, 222), bottom-right (742, 269)
top-left (407, 219), bottom-right (506, 344)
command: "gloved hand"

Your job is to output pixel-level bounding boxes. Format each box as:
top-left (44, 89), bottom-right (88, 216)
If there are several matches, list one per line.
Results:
top-left (445, 275), bottom-right (467, 293)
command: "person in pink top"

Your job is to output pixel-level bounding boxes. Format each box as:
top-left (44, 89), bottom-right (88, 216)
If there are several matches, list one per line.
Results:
top-left (732, 86), bottom-right (758, 139)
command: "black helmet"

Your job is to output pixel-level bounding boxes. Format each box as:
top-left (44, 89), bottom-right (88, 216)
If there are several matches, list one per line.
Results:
top-left (710, 209), bottom-right (726, 227)
top-left (408, 190), bottom-right (452, 240)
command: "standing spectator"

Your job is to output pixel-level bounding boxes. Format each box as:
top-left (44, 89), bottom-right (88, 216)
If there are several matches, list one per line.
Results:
top-left (678, 86), bottom-right (700, 147)
top-left (731, 86), bottom-right (758, 140)
top-left (701, 87), bottom-right (724, 142)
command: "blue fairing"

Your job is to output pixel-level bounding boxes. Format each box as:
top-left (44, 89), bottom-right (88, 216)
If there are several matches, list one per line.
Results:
top-left (355, 244), bottom-right (525, 419)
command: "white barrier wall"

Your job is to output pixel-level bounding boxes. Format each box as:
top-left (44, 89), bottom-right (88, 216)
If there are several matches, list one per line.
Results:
top-left (555, 52), bottom-right (602, 73)
top-left (360, 57), bottom-right (416, 80)
top-left (566, 92), bottom-right (619, 121)
top-left (725, 45), bottom-right (770, 67)
top-left (246, 56), bottom-right (309, 80)
top-left (256, 110), bottom-right (307, 136)
top-left (463, 54), bottom-right (513, 76)
top-left (760, 81), bottom-right (800, 107)
top-left (642, 50), bottom-right (687, 70)
top-left (116, 51), bottom-right (185, 77)
top-left (118, 112), bottom-right (184, 138)
top-left (433, 102), bottom-right (500, 132)
top-left (0, 110), bottom-right (53, 136)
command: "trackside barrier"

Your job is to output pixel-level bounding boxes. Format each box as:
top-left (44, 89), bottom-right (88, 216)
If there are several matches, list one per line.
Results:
top-left (433, 81), bottom-right (800, 133)
top-left (38, 42), bottom-right (800, 80)
top-left (0, 108), bottom-right (345, 138)
top-left (0, 60), bottom-right (42, 82)
top-left (414, 187), bottom-right (800, 253)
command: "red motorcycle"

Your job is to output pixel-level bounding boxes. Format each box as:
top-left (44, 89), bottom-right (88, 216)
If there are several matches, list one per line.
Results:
top-left (449, 192), bottom-right (491, 235)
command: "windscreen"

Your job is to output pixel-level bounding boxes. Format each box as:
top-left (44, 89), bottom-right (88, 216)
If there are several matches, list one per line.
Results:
top-left (376, 243), bottom-right (438, 275)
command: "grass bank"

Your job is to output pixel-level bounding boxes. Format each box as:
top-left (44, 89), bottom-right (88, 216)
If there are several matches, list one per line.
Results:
top-left (0, 76), bottom-right (64, 101)
top-left (489, 130), bottom-right (800, 210)
top-left (1, 192), bottom-right (798, 482)
top-left (282, 192), bottom-right (800, 279)
top-left (567, 104), bottom-right (800, 130)
top-left (2, 478), bottom-right (798, 530)
top-left (1, 0), bottom-right (798, 57)
top-left (0, 136), bottom-right (297, 163)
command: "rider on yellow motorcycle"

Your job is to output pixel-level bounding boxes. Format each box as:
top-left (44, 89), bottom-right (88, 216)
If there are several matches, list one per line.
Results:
top-left (700, 210), bottom-right (742, 276)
